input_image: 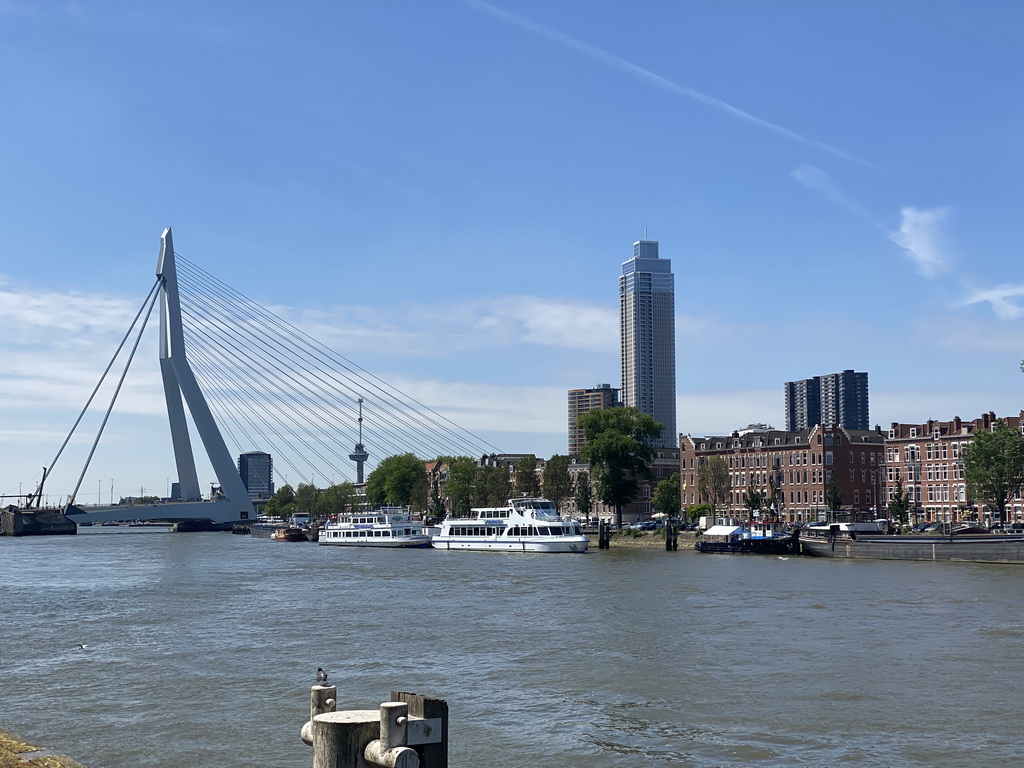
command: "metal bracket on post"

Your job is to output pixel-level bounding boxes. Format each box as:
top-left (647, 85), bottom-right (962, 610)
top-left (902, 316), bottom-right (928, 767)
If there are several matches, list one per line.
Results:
top-left (364, 702), bottom-right (420, 768)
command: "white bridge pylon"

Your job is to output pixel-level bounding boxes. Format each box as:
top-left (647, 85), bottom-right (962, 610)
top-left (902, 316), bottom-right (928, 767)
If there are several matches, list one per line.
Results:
top-left (66, 229), bottom-right (255, 526)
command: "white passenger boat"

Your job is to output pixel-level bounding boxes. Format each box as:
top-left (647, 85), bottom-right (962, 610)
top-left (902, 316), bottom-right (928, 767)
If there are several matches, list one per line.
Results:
top-left (431, 497), bottom-right (588, 553)
top-left (318, 507), bottom-right (431, 548)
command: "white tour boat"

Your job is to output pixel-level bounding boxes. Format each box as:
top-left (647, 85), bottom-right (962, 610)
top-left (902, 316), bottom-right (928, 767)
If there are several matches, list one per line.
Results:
top-left (431, 497), bottom-right (588, 553)
top-left (318, 507), bottom-right (432, 548)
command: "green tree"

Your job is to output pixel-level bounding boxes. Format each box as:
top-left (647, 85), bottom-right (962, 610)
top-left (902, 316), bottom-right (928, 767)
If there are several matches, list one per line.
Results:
top-left (887, 474), bottom-right (911, 528)
top-left (443, 456), bottom-right (476, 518)
top-left (317, 482), bottom-right (356, 518)
top-left (475, 464), bottom-right (511, 507)
top-left (697, 456), bottom-right (730, 516)
top-left (573, 471), bottom-right (593, 522)
top-left (265, 484), bottom-right (295, 519)
top-left (652, 473), bottom-right (681, 518)
top-left (686, 503), bottom-right (714, 523)
top-left (963, 419), bottom-right (1024, 524)
top-left (365, 453), bottom-right (427, 509)
top-left (579, 407), bottom-right (663, 529)
top-left (767, 458), bottom-right (784, 520)
top-left (542, 455), bottom-right (573, 512)
top-left (514, 455), bottom-right (541, 497)
top-left (293, 483), bottom-right (320, 518)
top-left (826, 471), bottom-right (844, 516)
top-left (742, 488), bottom-right (767, 518)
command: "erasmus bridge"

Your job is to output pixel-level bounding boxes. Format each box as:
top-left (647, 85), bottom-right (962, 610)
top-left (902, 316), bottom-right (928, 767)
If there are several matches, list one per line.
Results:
top-left (36, 229), bottom-right (499, 527)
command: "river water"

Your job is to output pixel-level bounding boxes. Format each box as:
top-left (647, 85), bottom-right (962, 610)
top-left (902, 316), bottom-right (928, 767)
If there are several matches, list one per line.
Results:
top-left (3, 529), bottom-right (1023, 767)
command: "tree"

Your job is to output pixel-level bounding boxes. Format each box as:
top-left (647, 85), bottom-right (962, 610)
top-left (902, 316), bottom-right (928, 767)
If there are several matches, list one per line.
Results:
top-left (542, 455), bottom-right (573, 512)
top-left (265, 484), bottom-right (295, 519)
top-left (963, 419), bottom-right (1024, 524)
top-left (887, 474), bottom-right (911, 527)
top-left (514, 455), bottom-right (541, 497)
top-left (293, 483), bottom-right (320, 518)
top-left (826, 471), bottom-right (844, 515)
top-left (442, 457), bottom-right (477, 518)
top-left (767, 458), bottom-right (784, 520)
top-left (366, 453), bottom-right (428, 509)
top-left (578, 407), bottom-right (663, 529)
top-left (742, 488), bottom-right (767, 518)
top-left (652, 473), bottom-right (681, 518)
top-left (686, 503), bottom-right (714, 523)
top-left (573, 471), bottom-right (593, 522)
top-left (317, 482), bottom-right (356, 518)
top-left (697, 456), bottom-right (730, 516)
top-left (476, 464), bottom-right (512, 507)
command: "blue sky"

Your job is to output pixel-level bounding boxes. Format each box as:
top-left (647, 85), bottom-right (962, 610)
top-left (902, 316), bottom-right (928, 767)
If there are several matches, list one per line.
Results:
top-left (2, 0), bottom-right (1022, 503)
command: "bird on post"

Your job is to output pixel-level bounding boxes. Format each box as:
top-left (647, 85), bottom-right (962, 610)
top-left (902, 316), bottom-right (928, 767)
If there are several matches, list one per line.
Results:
top-left (316, 667), bottom-right (328, 686)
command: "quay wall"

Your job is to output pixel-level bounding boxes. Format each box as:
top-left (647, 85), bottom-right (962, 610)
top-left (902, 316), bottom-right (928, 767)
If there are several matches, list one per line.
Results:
top-left (588, 530), bottom-right (697, 549)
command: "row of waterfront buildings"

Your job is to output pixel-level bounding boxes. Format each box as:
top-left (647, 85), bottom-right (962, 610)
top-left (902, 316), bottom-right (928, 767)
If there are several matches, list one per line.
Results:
top-left (231, 238), bottom-right (1021, 527)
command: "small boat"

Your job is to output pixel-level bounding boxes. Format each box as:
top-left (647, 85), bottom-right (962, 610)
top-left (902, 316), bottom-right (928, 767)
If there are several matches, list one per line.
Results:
top-left (272, 526), bottom-right (309, 542)
top-left (250, 517), bottom-right (289, 539)
top-left (431, 497), bottom-right (588, 553)
top-left (695, 520), bottom-right (797, 555)
top-left (318, 507), bottom-right (431, 548)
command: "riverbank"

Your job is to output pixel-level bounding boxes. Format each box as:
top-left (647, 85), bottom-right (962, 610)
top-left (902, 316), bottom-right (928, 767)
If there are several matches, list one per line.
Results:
top-left (0, 727), bottom-right (84, 767)
top-left (588, 530), bottom-right (698, 549)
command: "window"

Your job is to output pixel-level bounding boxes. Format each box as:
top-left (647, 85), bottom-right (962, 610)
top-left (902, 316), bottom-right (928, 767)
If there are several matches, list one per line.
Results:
top-left (910, 428), bottom-right (918, 438)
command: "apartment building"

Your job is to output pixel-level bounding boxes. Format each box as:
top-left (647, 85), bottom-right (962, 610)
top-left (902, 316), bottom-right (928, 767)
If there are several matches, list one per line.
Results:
top-left (680, 424), bottom-right (885, 522)
top-left (884, 411), bottom-right (1024, 524)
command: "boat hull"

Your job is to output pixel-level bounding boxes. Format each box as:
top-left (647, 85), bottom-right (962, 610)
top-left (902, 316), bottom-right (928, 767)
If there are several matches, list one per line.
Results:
top-left (319, 536), bottom-right (432, 548)
top-left (695, 536), bottom-right (796, 555)
top-left (799, 534), bottom-right (1024, 564)
top-left (431, 536), bottom-right (588, 553)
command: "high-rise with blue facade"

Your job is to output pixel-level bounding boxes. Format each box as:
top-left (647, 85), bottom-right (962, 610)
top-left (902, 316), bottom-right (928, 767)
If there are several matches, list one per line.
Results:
top-left (620, 240), bottom-right (677, 449)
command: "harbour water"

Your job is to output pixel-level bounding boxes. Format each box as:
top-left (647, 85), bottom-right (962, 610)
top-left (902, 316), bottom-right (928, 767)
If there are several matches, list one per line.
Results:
top-left (3, 529), bottom-right (1024, 766)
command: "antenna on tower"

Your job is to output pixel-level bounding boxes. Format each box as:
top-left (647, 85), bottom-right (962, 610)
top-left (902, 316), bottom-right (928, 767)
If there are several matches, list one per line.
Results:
top-left (348, 397), bottom-right (370, 485)
top-left (644, 227), bottom-right (648, 240)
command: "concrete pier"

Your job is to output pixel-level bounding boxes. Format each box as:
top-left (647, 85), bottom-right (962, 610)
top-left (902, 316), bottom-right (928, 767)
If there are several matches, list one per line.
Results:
top-left (0, 508), bottom-right (77, 536)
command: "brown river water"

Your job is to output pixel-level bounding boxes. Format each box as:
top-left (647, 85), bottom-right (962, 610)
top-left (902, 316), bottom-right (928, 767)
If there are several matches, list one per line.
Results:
top-left (3, 528), bottom-right (1023, 766)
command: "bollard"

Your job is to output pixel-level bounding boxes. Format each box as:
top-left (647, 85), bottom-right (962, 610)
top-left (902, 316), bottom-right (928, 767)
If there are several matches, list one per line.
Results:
top-left (364, 702), bottom-right (419, 768)
top-left (302, 688), bottom-right (446, 768)
top-left (301, 684), bottom-right (338, 746)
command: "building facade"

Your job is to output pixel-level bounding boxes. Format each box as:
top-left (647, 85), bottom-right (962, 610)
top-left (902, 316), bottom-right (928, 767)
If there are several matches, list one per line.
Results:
top-left (785, 369), bottom-right (869, 431)
top-left (238, 451), bottom-right (274, 500)
top-left (567, 384), bottom-right (619, 455)
top-left (680, 424), bottom-right (885, 522)
top-left (620, 240), bottom-right (676, 449)
top-left (884, 411), bottom-right (1024, 524)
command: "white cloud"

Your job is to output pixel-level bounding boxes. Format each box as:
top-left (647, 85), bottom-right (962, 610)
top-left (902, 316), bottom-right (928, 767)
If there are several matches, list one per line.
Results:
top-left (791, 164), bottom-right (884, 229)
top-left (889, 206), bottom-right (951, 279)
top-left (958, 284), bottom-right (1024, 322)
top-left (464, 0), bottom-right (874, 168)
top-left (286, 295), bottom-right (618, 357)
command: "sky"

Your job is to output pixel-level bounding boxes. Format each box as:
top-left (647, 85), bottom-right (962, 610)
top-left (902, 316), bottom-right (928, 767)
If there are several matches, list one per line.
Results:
top-left (2, 0), bottom-right (1022, 504)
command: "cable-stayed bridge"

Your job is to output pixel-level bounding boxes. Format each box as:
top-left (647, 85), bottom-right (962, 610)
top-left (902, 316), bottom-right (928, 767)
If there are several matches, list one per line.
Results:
top-left (37, 229), bottom-right (500, 527)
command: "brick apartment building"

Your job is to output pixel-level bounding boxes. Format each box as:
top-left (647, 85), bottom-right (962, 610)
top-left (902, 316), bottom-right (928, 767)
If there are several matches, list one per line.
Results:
top-left (884, 410), bottom-right (1024, 524)
top-left (680, 424), bottom-right (885, 522)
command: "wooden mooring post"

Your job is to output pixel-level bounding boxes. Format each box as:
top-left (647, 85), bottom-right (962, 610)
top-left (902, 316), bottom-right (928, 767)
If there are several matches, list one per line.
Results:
top-left (665, 522), bottom-right (678, 551)
top-left (301, 683), bottom-right (448, 768)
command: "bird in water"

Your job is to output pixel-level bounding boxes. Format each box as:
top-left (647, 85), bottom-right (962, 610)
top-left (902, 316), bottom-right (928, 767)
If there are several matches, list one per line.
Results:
top-left (75, 643), bottom-right (88, 650)
top-left (316, 667), bottom-right (328, 686)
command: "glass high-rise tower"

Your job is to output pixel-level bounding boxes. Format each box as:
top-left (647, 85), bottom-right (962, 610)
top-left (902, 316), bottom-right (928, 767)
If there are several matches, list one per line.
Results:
top-left (620, 240), bottom-right (676, 448)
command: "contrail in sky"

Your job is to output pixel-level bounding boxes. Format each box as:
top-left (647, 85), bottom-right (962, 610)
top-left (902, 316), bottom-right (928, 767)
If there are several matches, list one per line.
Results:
top-left (465, 0), bottom-right (875, 169)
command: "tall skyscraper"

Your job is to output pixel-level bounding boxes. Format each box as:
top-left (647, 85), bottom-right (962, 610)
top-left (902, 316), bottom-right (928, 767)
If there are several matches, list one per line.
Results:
top-left (238, 451), bottom-right (274, 500)
top-left (620, 239), bottom-right (676, 448)
top-left (568, 384), bottom-right (619, 455)
top-left (785, 370), bottom-right (869, 431)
